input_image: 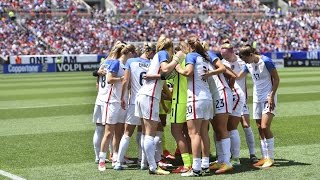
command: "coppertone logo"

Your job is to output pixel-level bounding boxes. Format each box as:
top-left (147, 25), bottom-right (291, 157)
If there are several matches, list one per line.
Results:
top-left (7, 64), bottom-right (40, 73)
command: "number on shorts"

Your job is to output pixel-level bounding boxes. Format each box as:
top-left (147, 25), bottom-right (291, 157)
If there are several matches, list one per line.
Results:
top-left (139, 72), bottom-right (147, 86)
top-left (186, 105), bottom-right (193, 115)
top-left (202, 66), bottom-right (208, 82)
top-left (253, 73), bottom-right (260, 80)
top-left (215, 99), bottom-right (225, 109)
top-left (101, 76), bottom-right (106, 88)
top-left (233, 94), bottom-right (237, 102)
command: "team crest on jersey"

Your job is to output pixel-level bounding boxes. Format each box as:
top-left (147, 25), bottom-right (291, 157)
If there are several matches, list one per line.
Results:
top-left (231, 65), bottom-right (235, 70)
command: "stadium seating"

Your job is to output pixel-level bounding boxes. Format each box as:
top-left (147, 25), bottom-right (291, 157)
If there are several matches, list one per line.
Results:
top-left (0, 0), bottom-right (319, 56)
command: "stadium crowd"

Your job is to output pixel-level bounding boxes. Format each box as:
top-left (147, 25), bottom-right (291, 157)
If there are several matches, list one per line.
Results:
top-left (0, 0), bottom-right (86, 10)
top-left (0, 0), bottom-right (319, 57)
top-left (288, 0), bottom-right (320, 9)
top-left (113, 0), bottom-right (262, 14)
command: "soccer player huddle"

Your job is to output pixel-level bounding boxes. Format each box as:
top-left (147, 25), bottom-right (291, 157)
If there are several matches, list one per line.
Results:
top-left (92, 34), bottom-right (280, 177)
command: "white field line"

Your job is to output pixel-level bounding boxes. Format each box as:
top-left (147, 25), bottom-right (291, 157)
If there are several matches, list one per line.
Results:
top-left (0, 102), bottom-right (93, 110)
top-left (0, 169), bottom-right (26, 180)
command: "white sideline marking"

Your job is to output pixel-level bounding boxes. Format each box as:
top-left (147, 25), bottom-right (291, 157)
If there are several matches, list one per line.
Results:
top-left (0, 169), bottom-right (26, 180)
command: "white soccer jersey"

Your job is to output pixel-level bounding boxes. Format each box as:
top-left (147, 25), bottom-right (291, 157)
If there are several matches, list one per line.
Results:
top-left (99, 59), bottom-right (124, 103)
top-left (185, 52), bottom-right (212, 102)
top-left (222, 57), bottom-right (246, 95)
top-left (207, 51), bottom-right (230, 93)
top-left (222, 56), bottom-right (246, 93)
top-left (95, 65), bottom-right (110, 105)
top-left (244, 55), bottom-right (277, 103)
top-left (138, 50), bottom-right (169, 100)
top-left (125, 57), bottom-right (150, 104)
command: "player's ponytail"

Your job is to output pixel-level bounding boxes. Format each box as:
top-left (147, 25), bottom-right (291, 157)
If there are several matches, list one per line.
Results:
top-left (121, 44), bottom-right (136, 55)
top-left (156, 35), bottom-right (173, 52)
top-left (187, 35), bottom-right (210, 62)
top-left (107, 42), bottom-right (126, 59)
top-left (142, 42), bottom-right (156, 53)
top-left (239, 44), bottom-right (259, 59)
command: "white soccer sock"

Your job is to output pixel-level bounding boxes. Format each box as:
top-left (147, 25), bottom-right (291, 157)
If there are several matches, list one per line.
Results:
top-left (260, 139), bottom-right (269, 159)
top-left (192, 158), bottom-right (201, 171)
top-left (93, 125), bottom-right (104, 161)
top-left (221, 138), bottom-right (231, 164)
top-left (216, 141), bottom-right (223, 163)
top-left (144, 135), bottom-right (157, 171)
top-left (201, 157), bottom-right (210, 169)
top-left (244, 127), bottom-right (256, 155)
top-left (154, 131), bottom-right (163, 163)
top-left (117, 134), bottom-right (131, 163)
top-left (136, 132), bottom-right (142, 160)
top-left (140, 134), bottom-right (147, 167)
top-left (99, 152), bottom-right (106, 163)
top-left (112, 152), bottom-right (118, 163)
top-left (229, 130), bottom-right (241, 159)
top-left (266, 138), bottom-right (274, 160)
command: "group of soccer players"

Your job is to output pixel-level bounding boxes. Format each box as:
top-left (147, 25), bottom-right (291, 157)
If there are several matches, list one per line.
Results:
top-left (91, 34), bottom-right (280, 176)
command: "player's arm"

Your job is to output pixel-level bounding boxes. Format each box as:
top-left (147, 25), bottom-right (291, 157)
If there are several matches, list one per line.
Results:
top-left (107, 72), bottom-right (123, 84)
top-left (95, 76), bottom-right (99, 90)
top-left (120, 70), bottom-right (130, 109)
top-left (143, 74), bottom-right (161, 80)
top-left (205, 58), bottom-right (226, 77)
top-left (160, 51), bottom-right (184, 73)
top-left (175, 63), bottom-right (194, 77)
top-left (269, 69), bottom-right (280, 110)
top-left (224, 66), bottom-right (237, 89)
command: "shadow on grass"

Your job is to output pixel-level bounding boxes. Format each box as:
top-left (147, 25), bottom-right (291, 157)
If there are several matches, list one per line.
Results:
top-left (119, 157), bottom-right (311, 174)
top-left (273, 158), bottom-right (311, 167)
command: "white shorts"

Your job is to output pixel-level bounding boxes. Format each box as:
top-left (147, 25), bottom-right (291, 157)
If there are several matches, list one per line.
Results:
top-left (135, 95), bottom-right (160, 122)
top-left (230, 89), bottom-right (245, 117)
top-left (126, 104), bottom-right (141, 125)
top-left (253, 101), bottom-right (277, 120)
top-left (241, 103), bottom-right (250, 116)
top-left (92, 104), bottom-right (105, 124)
top-left (118, 107), bottom-right (127, 124)
top-left (102, 102), bottom-right (122, 125)
top-left (212, 88), bottom-right (233, 116)
top-left (186, 100), bottom-right (213, 121)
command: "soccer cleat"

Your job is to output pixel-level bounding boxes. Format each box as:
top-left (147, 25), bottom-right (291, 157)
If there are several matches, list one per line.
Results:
top-left (209, 161), bottom-right (221, 170)
top-left (163, 150), bottom-right (176, 160)
top-left (261, 158), bottom-right (274, 168)
top-left (98, 162), bottom-right (106, 172)
top-left (250, 154), bottom-right (259, 164)
top-left (149, 166), bottom-right (170, 175)
top-left (215, 163), bottom-right (233, 174)
top-left (172, 166), bottom-right (191, 173)
top-left (253, 158), bottom-right (266, 167)
top-left (95, 159), bottom-right (99, 164)
top-left (231, 158), bottom-right (241, 166)
top-left (202, 167), bottom-right (210, 176)
top-left (181, 169), bottom-right (202, 177)
top-left (112, 161), bottom-right (117, 167)
top-left (158, 160), bottom-right (173, 169)
top-left (113, 162), bottom-right (124, 170)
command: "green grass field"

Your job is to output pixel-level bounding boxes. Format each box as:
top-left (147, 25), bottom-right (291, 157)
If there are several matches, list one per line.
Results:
top-left (0, 68), bottom-right (319, 180)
